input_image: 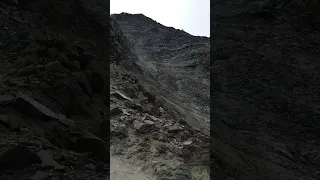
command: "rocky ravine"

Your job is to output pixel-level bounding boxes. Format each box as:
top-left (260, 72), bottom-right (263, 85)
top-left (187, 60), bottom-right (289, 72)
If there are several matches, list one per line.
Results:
top-left (0, 1), bottom-right (210, 180)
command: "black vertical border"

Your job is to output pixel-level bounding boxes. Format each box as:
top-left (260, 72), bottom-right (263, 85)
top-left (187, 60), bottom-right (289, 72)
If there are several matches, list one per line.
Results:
top-left (106, 0), bottom-right (111, 179)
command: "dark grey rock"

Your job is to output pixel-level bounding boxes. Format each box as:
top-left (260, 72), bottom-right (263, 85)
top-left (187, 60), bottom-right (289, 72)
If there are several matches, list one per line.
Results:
top-left (12, 93), bottom-right (75, 127)
top-left (0, 146), bottom-right (41, 171)
top-left (168, 124), bottom-right (182, 133)
top-left (141, 103), bottom-right (152, 113)
top-left (0, 0), bottom-right (18, 6)
top-left (133, 120), bottom-right (154, 133)
top-left (87, 71), bottom-right (105, 93)
top-left (74, 72), bottom-right (93, 96)
top-left (0, 94), bottom-right (15, 106)
top-left (0, 114), bottom-right (26, 130)
top-left (110, 107), bottom-right (123, 116)
top-left (15, 65), bottom-right (37, 77)
top-left (31, 171), bottom-right (50, 180)
top-left (38, 150), bottom-right (64, 170)
top-left (76, 132), bottom-right (109, 161)
top-left (6, 77), bottom-right (29, 87)
top-left (57, 53), bottom-right (81, 71)
top-left (46, 47), bottom-right (59, 58)
top-left (124, 101), bottom-right (143, 111)
top-left (22, 42), bottom-right (47, 54)
top-left (111, 124), bottom-right (127, 139)
top-left (45, 60), bottom-right (68, 74)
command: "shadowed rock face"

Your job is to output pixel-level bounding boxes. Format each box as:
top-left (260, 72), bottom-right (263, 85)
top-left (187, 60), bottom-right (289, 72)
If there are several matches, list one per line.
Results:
top-left (211, 0), bottom-right (320, 179)
top-left (113, 13), bottom-right (210, 134)
top-left (0, 0), bottom-right (112, 179)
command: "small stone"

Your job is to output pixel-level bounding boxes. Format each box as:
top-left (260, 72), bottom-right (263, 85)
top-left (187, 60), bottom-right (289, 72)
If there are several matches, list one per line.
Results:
top-left (181, 148), bottom-right (192, 158)
top-left (22, 42), bottom-right (46, 54)
top-left (45, 61), bottom-right (68, 74)
top-left (111, 91), bottom-right (132, 101)
top-left (47, 47), bottom-right (59, 58)
top-left (0, 114), bottom-right (26, 130)
top-left (38, 150), bottom-right (64, 170)
top-left (142, 104), bottom-right (152, 113)
top-left (15, 66), bottom-right (37, 77)
top-left (76, 152), bottom-right (91, 164)
top-left (122, 109), bottom-right (130, 116)
top-left (7, 77), bottom-right (29, 87)
top-left (110, 107), bottom-right (123, 116)
top-left (57, 53), bottom-right (81, 71)
top-left (155, 143), bottom-right (169, 154)
top-left (133, 120), bottom-right (154, 133)
top-left (168, 124), bottom-right (182, 133)
top-left (87, 163), bottom-right (95, 170)
top-left (159, 107), bottom-right (164, 111)
top-left (182, 140), bottom-right (193, 145)
top-left (111, 124), bottom-right (127, 138)
top-left (144, 119), bottom-right (155, 124)
top-left (124, 101), bottom-right (143, 111)
top-left (0, 94), bottom-right (15, 106)
top-left (31, 171), bottom-right (50, 180)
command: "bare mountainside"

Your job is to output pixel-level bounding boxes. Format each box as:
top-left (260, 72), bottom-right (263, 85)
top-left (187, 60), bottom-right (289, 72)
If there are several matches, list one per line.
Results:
top-left (211, 0), bottom-right (320, 179)
top-left (110, 14), bottom-right (210, 179)
top-left (113, 13), bottom-right (210, 135)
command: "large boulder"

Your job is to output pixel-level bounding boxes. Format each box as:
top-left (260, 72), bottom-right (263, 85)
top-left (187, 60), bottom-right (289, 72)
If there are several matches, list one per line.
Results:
top-left (12, 93), bottom-right (75, 127)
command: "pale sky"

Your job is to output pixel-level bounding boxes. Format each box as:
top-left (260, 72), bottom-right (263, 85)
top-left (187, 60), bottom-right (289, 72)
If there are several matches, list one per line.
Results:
top-left (110, 0), bottom-right (210, 37)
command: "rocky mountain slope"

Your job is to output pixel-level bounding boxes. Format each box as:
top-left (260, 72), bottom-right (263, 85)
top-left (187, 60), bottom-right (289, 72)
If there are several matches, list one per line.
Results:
top-left (4, 0), bottom-right (319, 179)
top-left (0, 0), bottom-right (210, 180)
top-left (211, 0), bottom-right (320, 179)
top-left (113, 13), bottom-right (210, 135)
top-left (110, 14), bottom-right (210, 180)
top-left (0, 0), bottom-right (111, 179)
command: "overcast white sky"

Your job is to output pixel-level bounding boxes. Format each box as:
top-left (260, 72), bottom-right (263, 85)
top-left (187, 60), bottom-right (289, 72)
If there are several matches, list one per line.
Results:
top-left (110, 0), bottom-right (210, 37)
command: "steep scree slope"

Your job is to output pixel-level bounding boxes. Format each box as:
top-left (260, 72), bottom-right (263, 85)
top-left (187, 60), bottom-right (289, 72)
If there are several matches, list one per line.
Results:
top-left (113, 13), bottom-right (210, 135)
top-left (110, 15), bottom-right (210, 179)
